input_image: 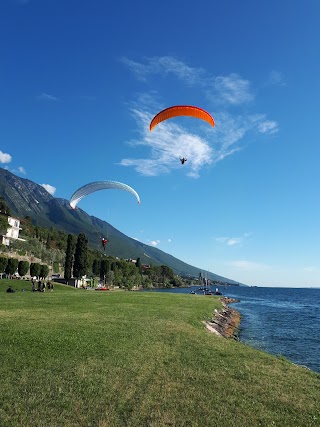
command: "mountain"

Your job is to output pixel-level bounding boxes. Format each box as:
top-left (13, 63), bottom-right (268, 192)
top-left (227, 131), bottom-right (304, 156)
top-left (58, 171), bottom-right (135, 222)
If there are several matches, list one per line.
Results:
top-left (0, 168), bottom-right (241, 283)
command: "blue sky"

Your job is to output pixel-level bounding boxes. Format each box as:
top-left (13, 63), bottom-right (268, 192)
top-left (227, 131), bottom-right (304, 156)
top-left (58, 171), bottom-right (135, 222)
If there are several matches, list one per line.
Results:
top-left (1, 0), bottom-right (320, 287)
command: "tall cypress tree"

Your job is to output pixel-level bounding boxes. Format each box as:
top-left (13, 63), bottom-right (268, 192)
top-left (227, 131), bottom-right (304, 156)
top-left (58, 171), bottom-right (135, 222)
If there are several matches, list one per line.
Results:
top-left (64, 234), bottom-right (76, 280)
top-left (136, 257), bottom-right (141, 271)
top-left (0, 215), bottom-right (8, 235)
top-left (100, 259), bottom-right (110, 281)
top-left (73, 233), bottom-right (88, 278)
top-left (92, 259), bottom-right (101, 276)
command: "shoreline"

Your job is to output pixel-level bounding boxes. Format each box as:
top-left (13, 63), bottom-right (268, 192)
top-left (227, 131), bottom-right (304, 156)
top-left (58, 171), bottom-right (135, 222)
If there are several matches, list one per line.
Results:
top-left (205, 296), bottom-right (317, 373)
top-left (204, 296), bottom-right (241, 339)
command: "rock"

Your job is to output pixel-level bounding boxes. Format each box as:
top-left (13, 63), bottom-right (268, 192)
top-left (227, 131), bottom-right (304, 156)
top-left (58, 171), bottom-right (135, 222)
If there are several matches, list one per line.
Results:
top-left (204, 297), bottom-right (241, 339)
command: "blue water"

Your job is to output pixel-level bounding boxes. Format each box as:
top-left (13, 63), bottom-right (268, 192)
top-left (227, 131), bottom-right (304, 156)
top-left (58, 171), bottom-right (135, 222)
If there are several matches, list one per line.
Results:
top-left (143, 286), bottom-right (320, 373)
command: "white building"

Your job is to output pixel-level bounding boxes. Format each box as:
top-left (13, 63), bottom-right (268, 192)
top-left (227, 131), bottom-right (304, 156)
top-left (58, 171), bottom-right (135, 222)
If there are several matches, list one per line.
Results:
top-left (1, 215), bottom-right (25, 246)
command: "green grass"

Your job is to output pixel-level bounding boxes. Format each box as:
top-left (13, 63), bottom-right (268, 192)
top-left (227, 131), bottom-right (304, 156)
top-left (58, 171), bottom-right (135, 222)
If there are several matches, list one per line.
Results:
top-left (0, 279), bottom-right (319, 427)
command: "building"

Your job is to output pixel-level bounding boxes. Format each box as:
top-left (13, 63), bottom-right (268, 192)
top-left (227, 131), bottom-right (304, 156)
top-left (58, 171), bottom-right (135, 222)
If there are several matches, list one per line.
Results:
top-left (1, 214), bottom-right (25, 246)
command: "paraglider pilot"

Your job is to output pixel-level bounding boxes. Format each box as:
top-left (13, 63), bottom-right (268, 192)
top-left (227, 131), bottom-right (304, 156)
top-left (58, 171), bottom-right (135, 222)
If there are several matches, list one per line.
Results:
top-left (101, 238), bottom-right (108, 250)
top-left (180, 157), bottom-right (187, 165)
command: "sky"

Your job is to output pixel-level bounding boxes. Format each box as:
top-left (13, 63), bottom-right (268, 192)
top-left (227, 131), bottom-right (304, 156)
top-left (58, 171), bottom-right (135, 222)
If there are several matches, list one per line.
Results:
top-left (1, 0), bottom-right (320, 287)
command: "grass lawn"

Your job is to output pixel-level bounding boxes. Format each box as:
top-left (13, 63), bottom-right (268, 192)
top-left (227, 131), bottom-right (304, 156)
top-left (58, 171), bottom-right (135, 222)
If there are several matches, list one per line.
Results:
top-left (0, 279), bottom-right (319, 427)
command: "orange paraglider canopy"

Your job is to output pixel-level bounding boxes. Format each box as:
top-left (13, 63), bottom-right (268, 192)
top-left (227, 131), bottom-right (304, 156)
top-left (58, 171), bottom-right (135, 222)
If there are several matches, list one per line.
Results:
top-left (150, 105), bottom-right (215, 131)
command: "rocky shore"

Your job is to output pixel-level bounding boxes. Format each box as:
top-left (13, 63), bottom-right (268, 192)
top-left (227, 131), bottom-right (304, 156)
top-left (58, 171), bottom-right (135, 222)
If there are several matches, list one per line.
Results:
top-left (204, 297), bottom-right (241, 339)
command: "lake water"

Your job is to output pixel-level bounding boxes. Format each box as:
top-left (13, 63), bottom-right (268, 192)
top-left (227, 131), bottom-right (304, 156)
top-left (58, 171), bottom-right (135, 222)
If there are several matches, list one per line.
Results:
top-left (143, 286), bottom-right (320, 373)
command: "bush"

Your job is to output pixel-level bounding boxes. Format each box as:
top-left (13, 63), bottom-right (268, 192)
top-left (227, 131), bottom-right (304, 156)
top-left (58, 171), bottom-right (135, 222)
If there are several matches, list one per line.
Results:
top-left (40, 264), bottom-right (49, 279)
top-left (18, 260), bottom-right (30, 277)
top-left (30, 262), bottom-right (41, 278)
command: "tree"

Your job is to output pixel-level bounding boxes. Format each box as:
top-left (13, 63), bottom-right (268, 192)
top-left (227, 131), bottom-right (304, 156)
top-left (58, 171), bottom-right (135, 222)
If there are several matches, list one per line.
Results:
top-left (5, 258), bottom-right (19, 277)
top-left (0, 256), bottom-right (8, 273)
top-left (30, 262), bottom-right (41, 278)
top-left (136, 257), bottom-right (141, 271)
top-left (0, 214), bottom-right (8, 235)
top-left (123, 276), bottom-right (135, 290)
top-left (141, 274), bottom-right (152, 289)
top-left (100, 259), bottom-right (110, 281)
top-left (73, 233), bottom-right (89, 278)
top-left (92, 259), bottom-right (101, 276)
top-left (105, 270), bottom-right (115, 286)
top-left (115, 260), bottom-right (141, 289)
top-left (131, 272), bottom-right (142, 289)
top-left (22, 237), bottom-right (44, 258)
top-left (46, 233), bottom-right (51, 249)
top-left (170, 275), bottom-right (183, 287)
top-left (111, 262), bottom-right (117, 275)
top-left (18, 260), bottom-right (29, 277)
top-left (0, 197), bottom-right (10, 215)
top-left (64, 234), bottom-right (76, 281)
top-left (8, 238), bottom-right (28, 255)
top-left (113, 269), bottom-right (123, 287)
top-left (53, 261), bottom-right (60, 274)
top-left (40, 264), bottom-right (49, 279)
top-left (160, 265), bottom-right (175, 284)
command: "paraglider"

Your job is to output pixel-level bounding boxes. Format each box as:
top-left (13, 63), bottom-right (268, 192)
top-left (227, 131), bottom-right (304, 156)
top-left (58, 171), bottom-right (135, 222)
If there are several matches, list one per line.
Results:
top-left (149, 105), bottom-right (215, 131)
top-left (70, 180), bottom-right (141, 210)
top-left (180, 157), bottom-right (187, 165)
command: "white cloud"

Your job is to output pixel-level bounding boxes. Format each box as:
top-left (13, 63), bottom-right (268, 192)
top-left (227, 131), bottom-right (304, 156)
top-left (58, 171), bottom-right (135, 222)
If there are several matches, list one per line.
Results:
top-left (120, 56), bottom-right (205, 85)
top-left (0, 151), bottom-right (12, 164)
top-left (226, 238), bottom-right (242, 246)
top-left (212, 73), bottom-right (254, 104)
top-left (149, 239), bottom-right (160, 247)
top-left (18, 166), bottom-right (26, 174)
top-left (168, 238), bottom-right (172, 243)
top-left (227, 260), bottom-right (270, 271)
top-left (37, 93), bottom-right (59, 101)
top-left (216, 234), bottom-right (249, 247)
top-left (258, 120), bottom-right (279, 134)
top-left (41, 184), bottom-right (56, 195)
top-left (119, 57), bottom-right (150, 82)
